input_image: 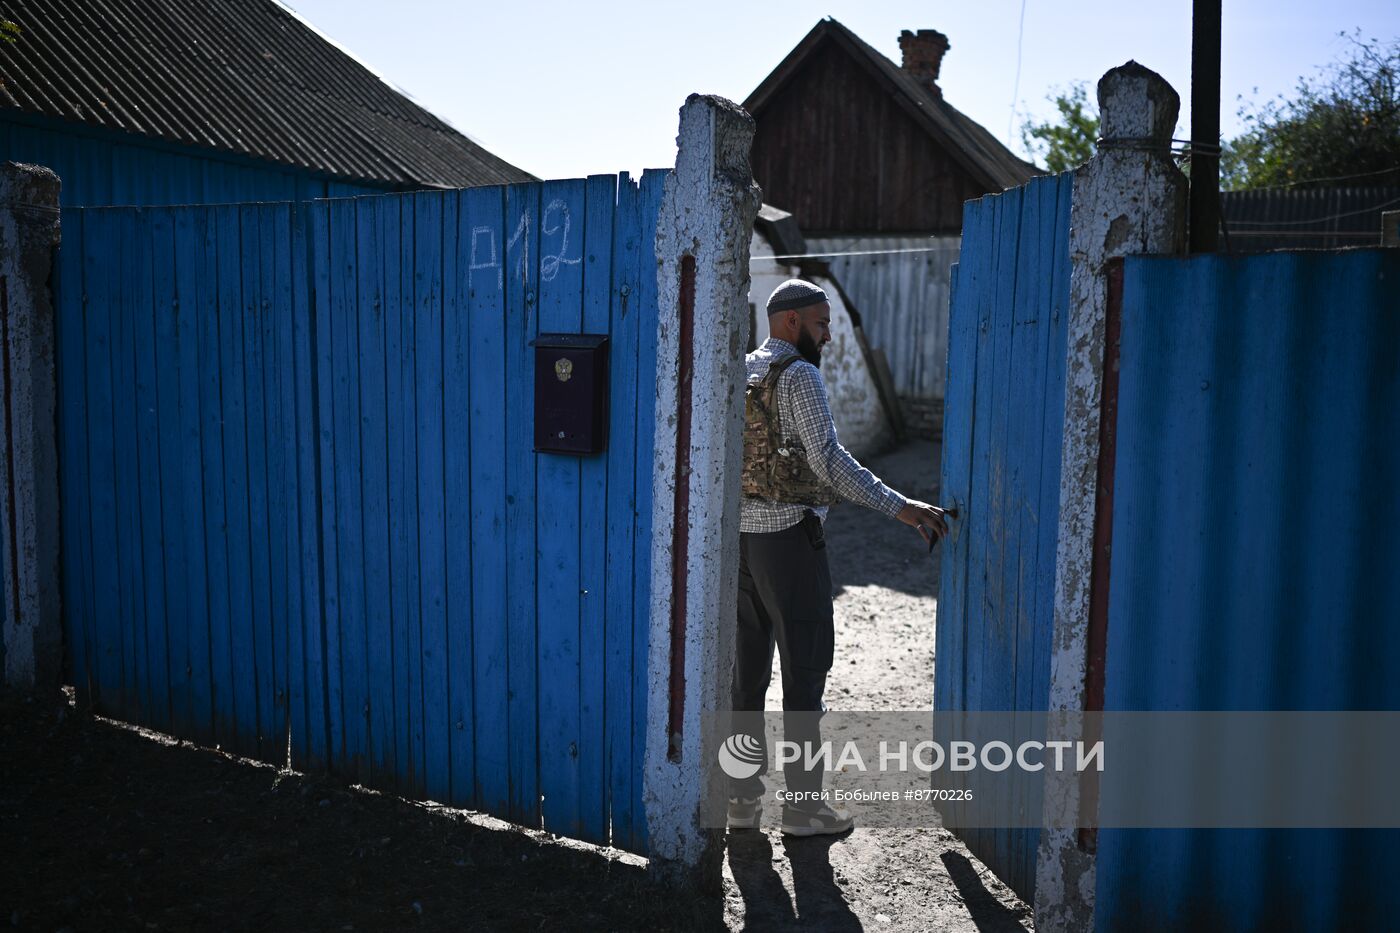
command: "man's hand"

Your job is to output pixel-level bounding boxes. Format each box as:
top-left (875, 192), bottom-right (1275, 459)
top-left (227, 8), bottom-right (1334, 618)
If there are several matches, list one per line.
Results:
top-left (897, 500), bottom-right (952, 547)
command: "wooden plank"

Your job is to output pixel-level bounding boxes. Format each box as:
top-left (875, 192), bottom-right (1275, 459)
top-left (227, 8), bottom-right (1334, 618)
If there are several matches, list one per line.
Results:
top-left (504, 182), bottom-right (541, 826)
top-left (536, 178), bottom-right (586, 837)
top-left (152, 207), bottom-right (190, 739)
top-left (172, 207), bottom-right (214, 745)
top-left (629, 168), bottom-right (668, 851)
top-left (576, 173), bottom-right (615, 844)
top-left (387, 194), bottom-right (424, 795)
top-left (603, 173), bottom-right (641, 847)
top-left (311, 200), bottom-right (344, 770)
top-left (54, 209), bottom-right (93, 706)
top-left (82, 211), bottom-right (122, 714)
top-left (355, 193), bottom-right (396, 785)
top-left (1003, 179), bottom-right (1049, 897)
top-left (936, 195), bottom-right (988, 719)
top-left (264, 203), bottom-right (296, 764)
top-left (464, 185), bottom-right (509, 816)
top-left (221, 204), bottom-right (258, 757)
top-left (243, 204), bottom-right (277, 762)
top-left (201, 207), bottom-right (234, 744)
top-left (113, 209), bottom-right (149, 724)
top-left (329, 196), bottom-right (369, 776)
top-left (961, 188), bottom-right (1007, 860)
top-left (1012, 176), bottom-right (1062, 895)
top-left (415, 191), bottom-right (452, 804)
top-left (443, 189), bottom-right (476, 807)
top-left (135, 208), bottom-right (172, 735)
top-left (288, 200), bottom-right (326, 770)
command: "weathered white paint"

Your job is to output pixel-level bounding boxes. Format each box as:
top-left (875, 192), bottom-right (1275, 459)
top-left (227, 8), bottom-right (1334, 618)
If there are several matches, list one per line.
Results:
top-left (748, 231), bottom-right (893, 459)
top-left (645, 94), bottom-right (760, 891)
top-left (0, 162), bottom-right (63, 694)
top-left (805, 233), bottom-right (961, 403)
top-left (1034, 63), bottom-right (1187, 933)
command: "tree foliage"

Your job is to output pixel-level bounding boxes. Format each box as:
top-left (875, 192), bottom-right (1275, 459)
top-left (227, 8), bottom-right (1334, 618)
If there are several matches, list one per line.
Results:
top-left (1020, 83), bottom-right (1099, 173)
top-left (1222, 33), bottom-right (1400, 190)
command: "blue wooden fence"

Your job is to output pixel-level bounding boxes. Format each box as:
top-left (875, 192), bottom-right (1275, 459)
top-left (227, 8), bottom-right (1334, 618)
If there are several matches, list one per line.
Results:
top-left (53, 173), bottom-right (666, 852)
top-left (3, 114), bottom-right (385, 208)
top-left (1096, 250), bottom-right (1400, 932)
top-left (936, 172), bottom-right (1072, 902)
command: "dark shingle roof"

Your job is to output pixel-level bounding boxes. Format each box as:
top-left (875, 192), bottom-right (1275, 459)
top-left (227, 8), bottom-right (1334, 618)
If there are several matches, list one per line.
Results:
top-left (0, 0), bottom-right (535, 187)
top-left (745, 18), bottom-right (1039, 192)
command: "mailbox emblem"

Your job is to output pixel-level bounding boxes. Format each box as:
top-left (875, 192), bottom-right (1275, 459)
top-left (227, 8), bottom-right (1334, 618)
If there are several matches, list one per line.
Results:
top-left (532, 333), bottom-right (609, 455)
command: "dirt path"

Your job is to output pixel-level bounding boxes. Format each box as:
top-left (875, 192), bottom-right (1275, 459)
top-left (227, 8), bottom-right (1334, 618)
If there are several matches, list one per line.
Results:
top-left (2, 440), bottom-right (1032, 932)
top-left (721, 439), bottom-right (1034, 932)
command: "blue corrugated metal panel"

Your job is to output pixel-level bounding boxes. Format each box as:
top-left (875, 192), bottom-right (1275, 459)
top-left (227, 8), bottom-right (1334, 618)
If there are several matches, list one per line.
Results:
top-left (1098, 250), bottom-right (1400, 932)
top-left (1, 115), bottom-right (387, 208)
top-left (936, 171), bottom-right (1072, 901)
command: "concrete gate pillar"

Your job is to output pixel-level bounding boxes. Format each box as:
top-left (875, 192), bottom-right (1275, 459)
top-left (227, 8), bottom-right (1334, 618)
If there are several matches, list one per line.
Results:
top-left (1035, 64), bottom-right (1187, 932)
top-left (0, 162), bottom-right (63, 695)
top-left (645, 94), bottom-right (761, 892)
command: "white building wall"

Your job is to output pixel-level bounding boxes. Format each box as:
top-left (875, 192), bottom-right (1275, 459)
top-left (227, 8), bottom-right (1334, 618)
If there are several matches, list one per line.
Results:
top-left (748, 231), bottom-right (892, 459)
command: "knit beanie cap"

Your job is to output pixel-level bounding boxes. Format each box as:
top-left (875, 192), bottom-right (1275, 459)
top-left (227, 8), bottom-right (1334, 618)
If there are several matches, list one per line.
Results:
top-left (766, 278), bottom-right (828, 313)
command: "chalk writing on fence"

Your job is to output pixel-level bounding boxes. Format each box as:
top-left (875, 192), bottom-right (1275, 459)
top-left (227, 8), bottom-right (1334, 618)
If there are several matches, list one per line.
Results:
top-left (467, 203), bottom-right (582, 290)
top-left (541, 199), bottom-right (582, 282)
top-left (469, 225), bottom-right (499, 289)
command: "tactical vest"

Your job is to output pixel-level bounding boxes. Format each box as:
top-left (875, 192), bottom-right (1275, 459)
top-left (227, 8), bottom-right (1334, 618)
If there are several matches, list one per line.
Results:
top-left (741, 354), bottom-right (840, 506)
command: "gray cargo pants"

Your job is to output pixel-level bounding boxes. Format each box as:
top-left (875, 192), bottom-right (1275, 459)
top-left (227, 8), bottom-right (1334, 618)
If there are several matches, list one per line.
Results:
top-left (729, 510), bottom-right (834, 803)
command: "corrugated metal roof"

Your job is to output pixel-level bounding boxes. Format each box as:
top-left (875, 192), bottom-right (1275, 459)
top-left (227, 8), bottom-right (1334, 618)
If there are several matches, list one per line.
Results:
top-left (744, 18), bottom-right (1041, 192)
top-left (0, 0), bottom-right (535, 188)
top-left (1220, 187), bottom-right (1400, 251)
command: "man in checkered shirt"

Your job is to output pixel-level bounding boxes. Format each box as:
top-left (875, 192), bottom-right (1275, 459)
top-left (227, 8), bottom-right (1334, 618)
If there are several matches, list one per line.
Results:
top-left (728, 279), bottom-right (949, 838)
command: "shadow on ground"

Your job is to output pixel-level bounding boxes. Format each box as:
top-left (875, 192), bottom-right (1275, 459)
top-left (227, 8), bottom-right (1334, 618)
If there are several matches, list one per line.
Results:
top-left (1, 696), bottom-right (722, 932)
top-left (726, 831), bottom-right (861, 932)
top-left (826, 438), bottom-right (945, 599)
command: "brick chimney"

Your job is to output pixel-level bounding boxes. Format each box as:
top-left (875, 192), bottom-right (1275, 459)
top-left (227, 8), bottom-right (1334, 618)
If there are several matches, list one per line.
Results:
top-left (898, 29), bottom-right (950, 97)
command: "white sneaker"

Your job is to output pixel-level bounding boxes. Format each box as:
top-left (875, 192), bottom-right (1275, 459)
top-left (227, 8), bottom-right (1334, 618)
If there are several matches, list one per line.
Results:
top-left (780, 803), bottom-right (854, 837)
top-left (727, 796), bottom-right (763, 830)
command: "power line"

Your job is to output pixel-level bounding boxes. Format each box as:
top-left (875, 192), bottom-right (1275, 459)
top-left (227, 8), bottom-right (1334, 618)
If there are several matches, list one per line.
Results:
top-left (1233, 165), bottom-right (1400, 191)
top-left (752, 246), bottom-right (959, 263)
top-left (1227, 194), bottom-right (1400, 227)
top-left (1007, 0), bottom-right (1028, 146)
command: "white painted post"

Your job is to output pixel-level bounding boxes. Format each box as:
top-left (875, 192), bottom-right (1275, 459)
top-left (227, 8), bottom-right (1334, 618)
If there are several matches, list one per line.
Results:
top-left (645, 94), bottom-right (761, 892)
top-left (0, 162), bottom-right (63, 695)
top-left (1035, 63), bottom-right (1186, 932)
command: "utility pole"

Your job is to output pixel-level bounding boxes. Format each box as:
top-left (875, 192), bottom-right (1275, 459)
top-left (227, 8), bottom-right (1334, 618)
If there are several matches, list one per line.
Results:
top-left (1189, 0), bottom-right (1222, 252)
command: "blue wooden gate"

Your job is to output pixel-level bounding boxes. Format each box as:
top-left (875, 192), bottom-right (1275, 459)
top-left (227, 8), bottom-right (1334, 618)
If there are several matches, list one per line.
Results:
top-left (52, 173), bottom-right (666, 851)
top-left (935, 172), bottom-right (1072, 901)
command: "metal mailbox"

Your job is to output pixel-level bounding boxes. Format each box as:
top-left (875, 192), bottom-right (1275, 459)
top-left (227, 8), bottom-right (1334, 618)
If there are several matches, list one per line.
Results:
top-left (533, 333), bottom-right (609, 455)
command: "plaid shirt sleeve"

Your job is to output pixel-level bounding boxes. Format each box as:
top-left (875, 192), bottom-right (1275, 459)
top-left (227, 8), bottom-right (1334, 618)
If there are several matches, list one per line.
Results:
top-left (781, 363), bottom-right (908, 518)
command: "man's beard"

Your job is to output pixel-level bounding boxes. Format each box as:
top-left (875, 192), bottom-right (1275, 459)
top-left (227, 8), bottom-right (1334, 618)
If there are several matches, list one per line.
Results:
top-left (794, 330), bottom-right (822, 367)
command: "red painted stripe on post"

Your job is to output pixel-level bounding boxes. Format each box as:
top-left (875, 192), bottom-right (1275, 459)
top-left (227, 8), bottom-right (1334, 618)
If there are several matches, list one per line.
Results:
top-left (1079, 256), bottom-right (1124, 853)
top-left (667, 254), bottom-right (696, 763)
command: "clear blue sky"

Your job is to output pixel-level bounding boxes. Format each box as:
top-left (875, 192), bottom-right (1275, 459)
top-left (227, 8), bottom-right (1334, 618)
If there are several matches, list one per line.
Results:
top-left (282, 0), bottom-right (1399, 180)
